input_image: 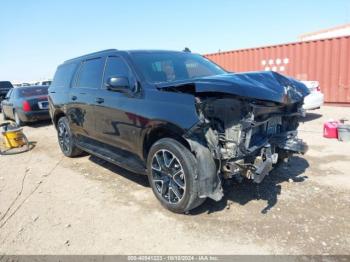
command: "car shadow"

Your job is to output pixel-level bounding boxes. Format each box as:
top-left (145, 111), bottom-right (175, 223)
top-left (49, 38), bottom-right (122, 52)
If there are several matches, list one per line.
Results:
top-left (88, 154), bottom-right (309, 215)
top-left (26, 120), bottom-right (52, 128)
top-left (0, 141), bottom-right (37, 155)
top-left (190, 156), bottom-right (309, 215)
top-left (89, 155), bottom-right (149, 187)
top-left (301, 113), bottom-right (322, 122)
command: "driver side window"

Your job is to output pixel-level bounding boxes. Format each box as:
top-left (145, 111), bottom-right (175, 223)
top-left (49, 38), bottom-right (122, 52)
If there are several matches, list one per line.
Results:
top-left (103, 56), bottom-right (133, 89)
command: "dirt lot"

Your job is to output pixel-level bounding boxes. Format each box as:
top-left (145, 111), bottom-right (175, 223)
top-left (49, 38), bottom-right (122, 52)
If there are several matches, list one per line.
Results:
top-left (0, 106), bottom-right (349, 255)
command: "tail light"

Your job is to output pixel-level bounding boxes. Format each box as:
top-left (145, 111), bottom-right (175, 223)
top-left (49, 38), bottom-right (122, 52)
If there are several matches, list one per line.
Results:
top-left (316, 86), bottom-right (321, 92)
top-left (22, 101), bottom-right (31, 112)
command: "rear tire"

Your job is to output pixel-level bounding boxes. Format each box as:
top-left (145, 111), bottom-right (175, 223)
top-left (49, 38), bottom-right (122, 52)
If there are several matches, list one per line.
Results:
top-left (147, 138), bottom-right (206, 213)
top-left (57, 116), bottom-right (83, 157)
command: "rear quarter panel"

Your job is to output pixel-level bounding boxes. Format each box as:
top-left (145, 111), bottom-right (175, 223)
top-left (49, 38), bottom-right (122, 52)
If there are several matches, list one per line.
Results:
top-left (48, 62), bottom-right (79, 125)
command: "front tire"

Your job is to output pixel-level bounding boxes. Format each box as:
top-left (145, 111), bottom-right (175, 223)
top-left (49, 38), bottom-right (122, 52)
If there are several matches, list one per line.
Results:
top-left (147, 138), bottom-right (206, 213)
top-left (57, 116), bottom-right (83, 157)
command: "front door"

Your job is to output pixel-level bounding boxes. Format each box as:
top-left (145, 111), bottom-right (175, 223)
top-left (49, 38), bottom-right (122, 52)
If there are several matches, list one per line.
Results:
top-left (94, 56), bottom-right (145, 153)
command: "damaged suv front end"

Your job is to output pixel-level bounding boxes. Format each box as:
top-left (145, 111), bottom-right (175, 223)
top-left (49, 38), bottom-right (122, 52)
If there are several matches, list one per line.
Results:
top-left (157, 71), bottom-right (309, 201)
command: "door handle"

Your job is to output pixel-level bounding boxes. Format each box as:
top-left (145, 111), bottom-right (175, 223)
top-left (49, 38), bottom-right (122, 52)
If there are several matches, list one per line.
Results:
top-left (95, 97), bottom-right (104, 104)
top-left (71, 95), bottom-right (77, 101)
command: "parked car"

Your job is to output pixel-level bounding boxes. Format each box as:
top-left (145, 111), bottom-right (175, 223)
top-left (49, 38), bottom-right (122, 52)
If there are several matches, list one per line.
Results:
top-left (49, 49), bottom-right (309, 213)
top-left (0, 81), bottom-right (14, 111)
top-left (1, 85), bottom-right (50, 126)
top-left (301, 80), bottom-right (324, 110)
top-left (19, 83), bottom-right (31, 87)
top-left (34, 80), bottom-right (52, 86)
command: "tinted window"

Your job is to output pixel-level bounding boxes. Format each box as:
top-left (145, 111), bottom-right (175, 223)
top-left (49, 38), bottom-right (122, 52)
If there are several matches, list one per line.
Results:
top-left (76, 58), bottom-right (105, 89)
top-left (18, 87), bottom-right (48, 97)
top-left (51, 63), bottom-right (77, 88)
top-left (103, 56), bottom-right (132, 87)
top-left (185, 59), bottom-right (217, 78)
top-left (131, 52), bottom-right (226, 83)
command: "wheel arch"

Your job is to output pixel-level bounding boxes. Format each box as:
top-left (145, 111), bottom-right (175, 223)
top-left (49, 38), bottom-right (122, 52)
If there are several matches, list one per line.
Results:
top-left (142, 123), bottom-right (191, 161)
top-left (52, 110), bottom-right (66, 129)
top-left (144, 121), bottom-right (224, 203)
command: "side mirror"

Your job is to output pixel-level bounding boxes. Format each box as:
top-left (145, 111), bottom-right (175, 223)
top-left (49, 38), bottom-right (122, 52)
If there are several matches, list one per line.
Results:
top-left (105, 76), bottom-right (130, 92)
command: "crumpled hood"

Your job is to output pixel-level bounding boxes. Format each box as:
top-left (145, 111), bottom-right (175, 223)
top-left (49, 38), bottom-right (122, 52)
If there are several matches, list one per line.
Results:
top-left (157, 71), bottom-right (310, 104)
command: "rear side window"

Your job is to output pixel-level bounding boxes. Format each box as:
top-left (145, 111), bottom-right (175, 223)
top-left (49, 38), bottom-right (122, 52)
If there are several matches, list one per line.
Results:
top-left (76, 58), bottom-right (105, 89)
top-left (51, 63), bottom-right (77, 88)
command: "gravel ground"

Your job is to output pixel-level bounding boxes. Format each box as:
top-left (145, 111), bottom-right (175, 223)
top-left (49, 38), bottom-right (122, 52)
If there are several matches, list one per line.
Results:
top-left (0, 106), bottom-right (349, 255)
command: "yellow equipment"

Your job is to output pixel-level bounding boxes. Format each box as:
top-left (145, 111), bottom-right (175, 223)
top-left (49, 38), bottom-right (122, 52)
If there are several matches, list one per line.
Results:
top-left (0, 122), bottom-right (29, 155)
top-left (3, 127), bottom-right (27, 148)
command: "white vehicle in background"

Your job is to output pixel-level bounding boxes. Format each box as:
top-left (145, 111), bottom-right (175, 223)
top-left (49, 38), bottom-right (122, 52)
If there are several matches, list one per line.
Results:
top-left (34, 80), bottom-right (52, 86)
top-left (301, 80), bottom-right (324, 110)
top-left (19, 83), bottom-right (31, 87)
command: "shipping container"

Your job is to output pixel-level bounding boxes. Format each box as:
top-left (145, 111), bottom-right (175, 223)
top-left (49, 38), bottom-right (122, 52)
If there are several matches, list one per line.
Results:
top-left (204, 36), bottom-right (350, 104)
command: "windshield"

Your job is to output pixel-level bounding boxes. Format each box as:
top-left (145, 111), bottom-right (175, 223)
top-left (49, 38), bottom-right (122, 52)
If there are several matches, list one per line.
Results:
top-left (130, 52), bottom-right (226, 83)
top-left (18, 86), bottom-right (48, 97)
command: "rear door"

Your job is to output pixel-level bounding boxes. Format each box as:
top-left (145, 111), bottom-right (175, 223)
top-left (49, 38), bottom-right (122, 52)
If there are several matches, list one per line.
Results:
top-left (67, 57), bottom-right (106, 140)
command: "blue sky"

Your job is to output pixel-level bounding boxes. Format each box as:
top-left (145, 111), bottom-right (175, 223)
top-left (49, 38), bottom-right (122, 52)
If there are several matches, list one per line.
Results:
top-left (0, 0), bottom-right (349, 82)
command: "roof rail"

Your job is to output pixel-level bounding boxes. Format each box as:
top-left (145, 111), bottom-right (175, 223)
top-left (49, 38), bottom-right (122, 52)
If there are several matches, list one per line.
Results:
top-left (64, 49), bottom-right (118, 63)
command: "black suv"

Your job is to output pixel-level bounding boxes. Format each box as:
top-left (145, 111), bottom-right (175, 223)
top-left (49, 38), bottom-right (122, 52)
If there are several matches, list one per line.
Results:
top-left (49, 49), bottom-right (308, 213)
